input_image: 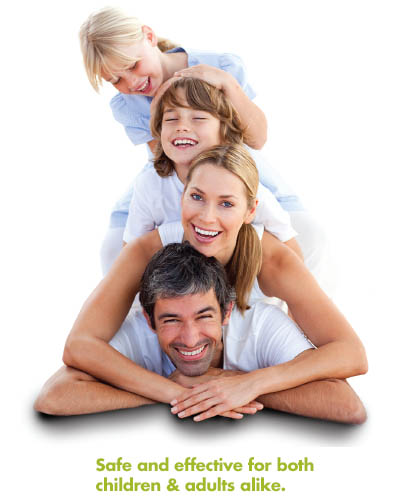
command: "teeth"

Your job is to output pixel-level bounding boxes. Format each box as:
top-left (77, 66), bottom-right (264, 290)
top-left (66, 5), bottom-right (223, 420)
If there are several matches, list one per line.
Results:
top-left (195, 226), bottom-right (219, 237)
top-left (137, 78), bottom-right (148, 91)
top-left (173, 139), bottom-right (197, 146)
top-left (179, 345), bottom-right (205, 356)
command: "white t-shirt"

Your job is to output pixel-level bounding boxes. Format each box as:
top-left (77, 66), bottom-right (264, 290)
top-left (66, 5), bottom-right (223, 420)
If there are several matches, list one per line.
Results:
top-left (123, 167), bottom-right (297, 243)
top-left (109, 302), bottom-right (313, 377)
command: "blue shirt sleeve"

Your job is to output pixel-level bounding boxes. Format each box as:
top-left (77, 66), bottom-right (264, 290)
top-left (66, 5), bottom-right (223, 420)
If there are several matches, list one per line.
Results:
top-left (110, 93), bottom-right (153, 146)
top-left (218, 53), bottom-right (256, 100)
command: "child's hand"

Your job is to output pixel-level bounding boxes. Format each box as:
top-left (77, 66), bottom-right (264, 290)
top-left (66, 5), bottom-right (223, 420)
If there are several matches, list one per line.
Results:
top-left (174, 64), bottom-right (233, 92)
top-left (150, 76), bottom-right (181, 117)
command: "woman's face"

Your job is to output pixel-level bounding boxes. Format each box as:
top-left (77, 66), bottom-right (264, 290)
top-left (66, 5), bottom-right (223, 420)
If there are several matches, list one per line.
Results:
top-left (161, 90), bottom-right (221, 170)
top-left (101, 27), bottom-right (164, 96)
top-left (181, 163), bottom-right (255, 265)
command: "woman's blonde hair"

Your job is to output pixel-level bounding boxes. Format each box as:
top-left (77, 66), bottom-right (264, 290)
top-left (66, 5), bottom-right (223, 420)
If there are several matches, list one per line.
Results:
top-left (151, 78), bottom-right (246, 177)
top-left (80, 6), bottom-right (177, 91)
top-left (184, 145), bottom-right (262, 313)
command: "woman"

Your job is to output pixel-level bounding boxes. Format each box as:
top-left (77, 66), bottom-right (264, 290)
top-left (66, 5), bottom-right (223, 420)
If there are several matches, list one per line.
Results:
top-left (62, 144), bottom-right (367, 419)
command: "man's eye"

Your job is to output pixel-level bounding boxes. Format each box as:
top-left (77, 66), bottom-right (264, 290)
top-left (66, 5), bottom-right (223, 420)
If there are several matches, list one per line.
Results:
top-left (198, 315), bottom-right (212, 320)
top-left (191, 194), bottom-right (202, 201)
top-left (221, 201), bottom-right (233, 208)
top-left (164, 318), bottom-right (178, 324)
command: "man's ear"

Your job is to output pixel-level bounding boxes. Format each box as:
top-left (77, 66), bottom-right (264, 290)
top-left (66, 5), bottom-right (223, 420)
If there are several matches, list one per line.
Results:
top-left (142, 309), bottom-right (157, 333)
top-left (222, 301), bottom-right (234, 326)
top-left (244, 199), bottom-right (258, 224)
top-left (142, 25), bottom-right (158, 47)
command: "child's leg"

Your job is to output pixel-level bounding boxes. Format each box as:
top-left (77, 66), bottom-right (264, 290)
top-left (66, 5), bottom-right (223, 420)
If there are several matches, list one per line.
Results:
top-left (100, 184), bottom-right (134, 275)
top-left (100, 226), bottom-right (125, 275)
top-left (289, 211), bottom-right (337, 297)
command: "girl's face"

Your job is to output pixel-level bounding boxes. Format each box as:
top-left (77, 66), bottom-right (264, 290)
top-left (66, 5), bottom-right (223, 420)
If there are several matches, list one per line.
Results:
top-left (102, 27), bottom-right (164, 96)
top-left (161, 90), bottom-right (221, 170)
top-left (182, 163), bottom-right (255, 265)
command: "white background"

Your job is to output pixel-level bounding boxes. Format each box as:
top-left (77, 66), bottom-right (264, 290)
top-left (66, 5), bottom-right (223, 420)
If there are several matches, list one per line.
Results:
top-left (1, 0), bottom-right (399, 499)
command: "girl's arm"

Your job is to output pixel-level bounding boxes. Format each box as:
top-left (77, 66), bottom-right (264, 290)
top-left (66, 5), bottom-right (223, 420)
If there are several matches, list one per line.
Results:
top-left (258, 231), bottom-right (368, 377)
top-left (62, 231), bottom-right (182, 403)
top-left (174, 65), bottom-right (267, 149)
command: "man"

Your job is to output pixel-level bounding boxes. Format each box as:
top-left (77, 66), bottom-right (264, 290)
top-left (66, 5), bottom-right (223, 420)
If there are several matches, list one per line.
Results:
top-left (35, 243), bottom-right (366, 423)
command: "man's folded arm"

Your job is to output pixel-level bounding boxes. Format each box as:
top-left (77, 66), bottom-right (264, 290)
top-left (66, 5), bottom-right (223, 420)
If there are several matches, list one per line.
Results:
top-left (34, 366), bottom-right (156, 416)
top-left (257, 378), bottom-right (366, 424)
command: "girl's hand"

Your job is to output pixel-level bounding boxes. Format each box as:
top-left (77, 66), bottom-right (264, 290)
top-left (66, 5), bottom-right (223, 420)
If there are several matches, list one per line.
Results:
top-left (150, 76), bottom-right (181, 117)
top-left (170, 374), bottom-right (261, 422)
top-left (174, 64), bottom-right (233, 92)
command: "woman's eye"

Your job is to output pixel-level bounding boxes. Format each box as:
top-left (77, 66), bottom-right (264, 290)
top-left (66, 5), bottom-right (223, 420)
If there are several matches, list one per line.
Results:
top-left (129, 63), bottom-right (137, 71)
top-left (191, 194), bottom-right (202, 201)
top-left (221, 201), bottom-right (233, 208)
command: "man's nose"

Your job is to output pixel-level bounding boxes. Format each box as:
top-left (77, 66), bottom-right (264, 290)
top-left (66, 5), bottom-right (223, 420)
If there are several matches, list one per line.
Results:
top-left (180, 323), bottom-right (201, 348)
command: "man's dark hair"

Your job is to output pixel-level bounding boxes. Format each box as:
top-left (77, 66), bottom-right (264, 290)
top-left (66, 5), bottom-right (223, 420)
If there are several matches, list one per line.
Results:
top-left (139, 242), bottom-right (235, 328)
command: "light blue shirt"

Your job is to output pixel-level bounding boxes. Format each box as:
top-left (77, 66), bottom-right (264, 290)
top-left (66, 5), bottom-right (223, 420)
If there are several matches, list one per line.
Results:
top-left (109, 48), bottom-right (303, 228)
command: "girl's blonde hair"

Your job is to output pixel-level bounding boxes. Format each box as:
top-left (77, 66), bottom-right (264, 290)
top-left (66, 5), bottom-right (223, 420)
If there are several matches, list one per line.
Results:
top-left (80, 6), bottom-right (177, 91)
top-left (151, 78), bottom-right (246, 177)
top-left (185, 145), bottom-right (262, 313)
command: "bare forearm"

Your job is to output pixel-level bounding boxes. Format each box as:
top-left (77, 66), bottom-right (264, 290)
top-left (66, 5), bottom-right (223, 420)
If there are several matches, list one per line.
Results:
top-left (223, 77), bottom-right (267, 149)
top-left (259, 233), bottom-right (368, 378)
top-left (34, 366), bottom-right (157, 416)
top-left (257, 379), bottom-right (366, 424)
top-left (63, 337), bottom-right (183, 404)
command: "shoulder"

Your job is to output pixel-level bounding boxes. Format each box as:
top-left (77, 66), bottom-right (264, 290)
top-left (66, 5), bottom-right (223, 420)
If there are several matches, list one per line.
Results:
top-left (187, 48), bottom-right (245, 72)
top-left (157, 221), bottom-right (184, 247)
top-left (188, 49), bottom-right (255, 98)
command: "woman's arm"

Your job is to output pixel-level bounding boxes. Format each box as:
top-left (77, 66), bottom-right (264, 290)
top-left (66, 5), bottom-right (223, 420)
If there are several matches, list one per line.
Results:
top-left (62, 230), bottom-right (182, 403)
top-left (258, 231), bottom-right (368, 377)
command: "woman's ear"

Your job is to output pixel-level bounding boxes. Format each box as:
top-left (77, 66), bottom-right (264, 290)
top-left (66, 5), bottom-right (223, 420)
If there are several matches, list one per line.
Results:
top-left (142, 25), bottom-right (158, 47)
top-left (244, 199), bottom-right (258, 224)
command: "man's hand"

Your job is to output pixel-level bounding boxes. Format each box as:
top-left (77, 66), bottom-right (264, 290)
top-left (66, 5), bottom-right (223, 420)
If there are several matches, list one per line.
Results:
top-left (170, 373), bottom-right (261, 422)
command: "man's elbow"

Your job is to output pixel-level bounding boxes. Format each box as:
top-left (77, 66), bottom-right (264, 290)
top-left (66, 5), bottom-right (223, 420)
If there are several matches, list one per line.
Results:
top-left (328, 379), bottom-right (367, 425)
top-left (342, 396), bottom-right (367, 425)
top-left (34, 384), bottom-right (66, 416)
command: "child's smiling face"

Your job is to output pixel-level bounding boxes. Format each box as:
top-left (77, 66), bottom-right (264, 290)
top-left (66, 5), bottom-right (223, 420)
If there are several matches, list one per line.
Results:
top-left (101, 27), bottom-right (164, 97)
top-left (160, 89), bottom-right (221, 170)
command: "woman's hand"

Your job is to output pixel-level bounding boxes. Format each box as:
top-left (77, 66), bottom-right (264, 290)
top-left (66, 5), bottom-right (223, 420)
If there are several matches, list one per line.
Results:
top-left (170, 373), bottom-right (261, 421)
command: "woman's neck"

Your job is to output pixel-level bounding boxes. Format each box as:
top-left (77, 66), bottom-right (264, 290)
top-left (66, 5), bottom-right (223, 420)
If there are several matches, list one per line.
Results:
top-left (160, 50), bottom-right (188, 81)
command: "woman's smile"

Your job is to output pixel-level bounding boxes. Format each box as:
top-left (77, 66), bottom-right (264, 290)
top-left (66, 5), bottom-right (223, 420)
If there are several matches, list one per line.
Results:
top-left (182, 163), bottom-right (254, 265)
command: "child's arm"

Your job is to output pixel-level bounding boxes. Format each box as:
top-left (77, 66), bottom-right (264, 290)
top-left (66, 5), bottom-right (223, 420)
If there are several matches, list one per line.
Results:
top-left (174, 64), bottom-right (267, 149)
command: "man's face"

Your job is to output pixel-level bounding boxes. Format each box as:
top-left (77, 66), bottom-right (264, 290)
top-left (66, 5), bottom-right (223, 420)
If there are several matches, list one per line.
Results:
top-left (148, 290), bottom-right (230, 377)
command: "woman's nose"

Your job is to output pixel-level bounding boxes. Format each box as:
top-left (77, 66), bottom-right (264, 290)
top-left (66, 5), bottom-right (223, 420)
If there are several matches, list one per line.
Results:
top-left (200, 203), bottom-right (217, 224)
